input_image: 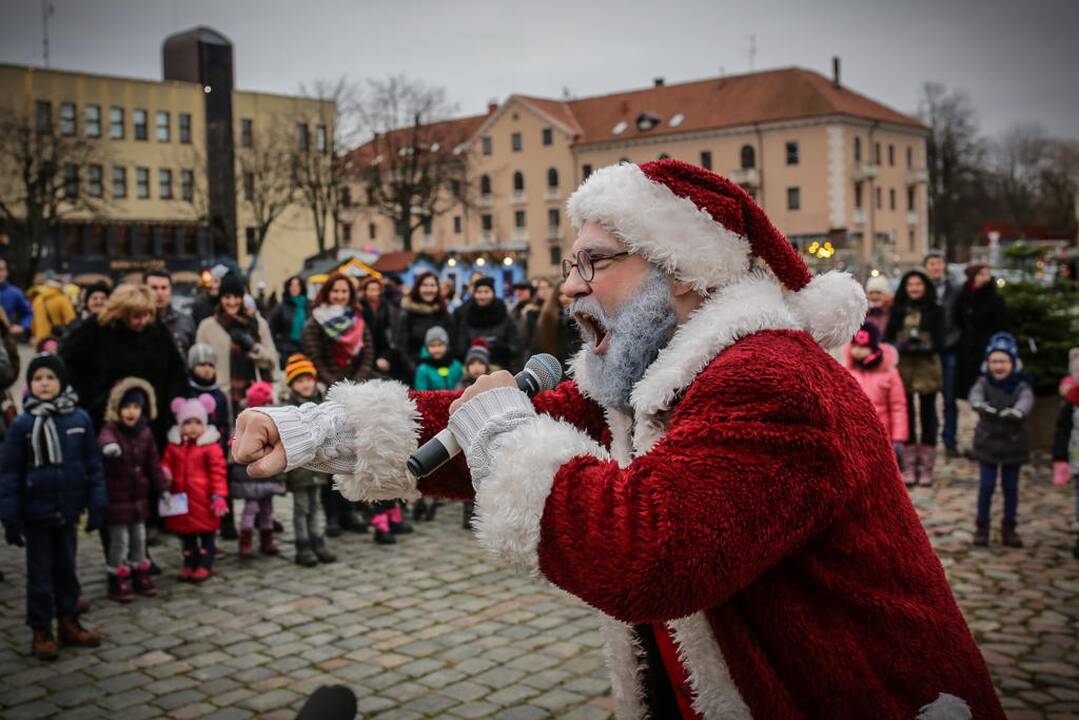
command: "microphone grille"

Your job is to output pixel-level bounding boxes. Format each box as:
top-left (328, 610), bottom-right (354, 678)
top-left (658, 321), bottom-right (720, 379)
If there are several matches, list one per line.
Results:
top-left (526, 353), bottom-right (563, 391)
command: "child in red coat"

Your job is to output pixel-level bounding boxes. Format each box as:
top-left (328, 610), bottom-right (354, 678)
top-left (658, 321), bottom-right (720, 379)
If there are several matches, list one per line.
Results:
top-left (161, 394), bottom-right (227, 582)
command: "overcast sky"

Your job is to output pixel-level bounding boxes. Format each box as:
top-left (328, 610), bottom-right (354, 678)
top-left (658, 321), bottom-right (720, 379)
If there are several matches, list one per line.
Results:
top-left (1, 0), bottom-right (1076, 140)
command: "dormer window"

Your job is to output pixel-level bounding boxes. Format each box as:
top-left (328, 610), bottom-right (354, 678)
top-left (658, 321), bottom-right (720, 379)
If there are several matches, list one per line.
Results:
top-left (636, 112), bottom-right (662, 132)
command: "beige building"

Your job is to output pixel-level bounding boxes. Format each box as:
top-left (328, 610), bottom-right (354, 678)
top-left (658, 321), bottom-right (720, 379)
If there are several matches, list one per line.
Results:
top-left (0, 27), bottom-right (333, 292)
top-left (343, 65), bottom-right (928, 280)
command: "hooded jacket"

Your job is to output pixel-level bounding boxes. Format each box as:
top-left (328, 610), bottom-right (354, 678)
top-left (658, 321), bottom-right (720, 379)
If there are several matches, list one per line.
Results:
top-left (98, 378), bottom-right (169, 525)
top-left (160, 424), bottom-right (227, 534)
top-left (30, 285), bottom-right (76, 342)
top-left (842, 343), bottom-right (909, 443)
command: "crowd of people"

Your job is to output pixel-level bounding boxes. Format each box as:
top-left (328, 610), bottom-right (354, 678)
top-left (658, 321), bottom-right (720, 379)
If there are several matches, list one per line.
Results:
top-left (0, 259), bottom-right (583, 660)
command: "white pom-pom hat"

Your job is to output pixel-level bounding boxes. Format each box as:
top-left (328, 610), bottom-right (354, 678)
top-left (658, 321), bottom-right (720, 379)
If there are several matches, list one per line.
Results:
top-left (566, 159), bottom-right (866, 348)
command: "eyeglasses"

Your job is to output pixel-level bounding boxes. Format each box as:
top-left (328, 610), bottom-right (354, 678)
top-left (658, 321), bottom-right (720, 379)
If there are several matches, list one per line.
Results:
top-left (561, 250), bottom-right (632, 282)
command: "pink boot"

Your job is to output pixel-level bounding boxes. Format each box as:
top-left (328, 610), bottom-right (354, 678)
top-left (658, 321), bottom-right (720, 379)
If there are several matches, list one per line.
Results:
top-left (917, 445), bottom-right (936, 486)
top-left (388, 505), bottom-right (413, 534)
top-left (371, 512), bottom-right (395, 545)
top-left (901, 444), bottom-right (919, 487)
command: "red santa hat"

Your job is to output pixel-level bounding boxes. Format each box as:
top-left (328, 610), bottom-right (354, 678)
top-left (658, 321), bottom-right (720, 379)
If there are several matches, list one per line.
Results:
top-left (566, 159), bottom-right (866, 348)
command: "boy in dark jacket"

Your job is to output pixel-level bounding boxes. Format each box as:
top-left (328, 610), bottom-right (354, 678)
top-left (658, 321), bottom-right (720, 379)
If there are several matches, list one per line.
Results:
top-left (282, 354), bottom-right (337, 566)
top-left (969, 332), bottom-right (1033, 548)
top-left (0, 354), bottom-right (105, 660)
top-left (98, 377), bottom-right (169, 601)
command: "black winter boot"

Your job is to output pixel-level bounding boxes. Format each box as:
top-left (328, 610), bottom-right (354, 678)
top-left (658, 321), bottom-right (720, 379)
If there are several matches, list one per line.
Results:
top-left (374, 529), bottom-right (396, 545)
top-left (413, 498), bottom-right (428, 522)
top-left (1001, 519), bottom-right (1024, 548)
top-left (312, 536), bottom-right (337, 563)
top-left (295, 540), bottom-right (318, 567)
top-left (972, 520), bottom-right (990, 547)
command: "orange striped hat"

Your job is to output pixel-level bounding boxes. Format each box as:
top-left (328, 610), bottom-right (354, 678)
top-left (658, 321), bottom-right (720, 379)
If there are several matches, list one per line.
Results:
top-left (285, 353), bottom-right (317, 385)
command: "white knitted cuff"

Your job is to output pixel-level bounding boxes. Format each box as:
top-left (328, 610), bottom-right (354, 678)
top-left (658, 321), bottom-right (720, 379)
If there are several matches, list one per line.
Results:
top-left (253, 402), bottom-right (356, 474)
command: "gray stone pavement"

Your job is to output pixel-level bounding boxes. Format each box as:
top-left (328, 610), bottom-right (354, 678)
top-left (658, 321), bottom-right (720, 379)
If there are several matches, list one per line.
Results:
top-left (1, 413), bottom-right (1077, 718)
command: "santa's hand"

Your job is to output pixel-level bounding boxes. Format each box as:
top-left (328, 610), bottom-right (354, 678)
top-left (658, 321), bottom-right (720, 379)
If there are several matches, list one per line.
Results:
top-left (232, 410), bottom-right (286, 477)
top-left (449, 370), bottom-right (518, 415)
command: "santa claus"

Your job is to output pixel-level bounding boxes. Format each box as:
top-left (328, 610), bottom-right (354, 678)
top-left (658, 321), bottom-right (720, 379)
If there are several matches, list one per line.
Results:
top-left (234, 160), bottom-right (1004, 719)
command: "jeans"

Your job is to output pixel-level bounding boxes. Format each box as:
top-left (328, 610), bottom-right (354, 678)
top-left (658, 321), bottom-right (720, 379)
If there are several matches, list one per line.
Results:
top-left (940, 352), bottom-right (958, 449)
top-left (293, 487), bottom-right (325, 542)
top-left (180, 533), bottom-right (216, 570)
top-left (977, 462), bottom-right (1021, 522)
top-left (24, 523), bottom-right (80, 629)
top-left (106, 522), bottom-right (147, 569)
top-left (240, 496), bottom-right (274, 531)
top-left (907, 392), bottom-right (939, 445)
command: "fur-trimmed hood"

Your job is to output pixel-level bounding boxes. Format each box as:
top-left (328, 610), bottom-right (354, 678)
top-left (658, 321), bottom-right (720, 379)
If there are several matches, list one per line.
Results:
top-left (104, 377), bottom-right (158, 423)
top-left (166, 424), bottom-right (221, 447)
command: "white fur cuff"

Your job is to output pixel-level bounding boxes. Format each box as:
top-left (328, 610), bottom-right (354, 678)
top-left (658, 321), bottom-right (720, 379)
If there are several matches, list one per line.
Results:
top-left (327, 380), bottom-right (422, 502)
top-left (473, 415), bottom-right (609, 574)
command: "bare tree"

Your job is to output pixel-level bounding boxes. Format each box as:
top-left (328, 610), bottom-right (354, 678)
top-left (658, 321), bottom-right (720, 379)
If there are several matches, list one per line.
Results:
top-left (290, 78), bottom-right (350, 255)
top-left (0, 107), bottom-right (109, 285)
top-left (237, 122), bottom-right (297, 274)
top-left (347, 75), bottom-right (474, 252)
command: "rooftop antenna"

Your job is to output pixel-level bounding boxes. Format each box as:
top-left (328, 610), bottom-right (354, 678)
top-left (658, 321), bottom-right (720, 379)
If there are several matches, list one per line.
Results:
top-left (745, 34), bottom-right (756, 71)
top-left (41, 0), bottom-right (54, 67)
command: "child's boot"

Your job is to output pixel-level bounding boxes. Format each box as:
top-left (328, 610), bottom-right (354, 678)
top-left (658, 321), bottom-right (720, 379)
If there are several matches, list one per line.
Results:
top-left (372, 512), bottom-right (395, 545)
top-left (413, 498), bottom-right (428, 522)
top-left (295, 539), bottom-right (318, 567)
top-left (972, 520), bottom-right (990, 547)
top-left (312, 535), bottom-right (337, 563)
top-left (259, 528), bottom-right (280, 556)
top-left (901, 445), bottom-right (918, 487)
top-left (238, 529), bottom-right (255, 559)
top-left (133, 561), bottom-right (159, 597)
top-left (388, 504), bottom-right (413, 535)
top-left (107, 566), bottom-right (135, 603)
top-left (57, 616), bottom-right (102, 647)
top-left (917, 445), bottom-right (936, 486)
top-left (32, 627), bottom-right (59, 661)
top-left (1001, 519), bottom-right (1024, 548)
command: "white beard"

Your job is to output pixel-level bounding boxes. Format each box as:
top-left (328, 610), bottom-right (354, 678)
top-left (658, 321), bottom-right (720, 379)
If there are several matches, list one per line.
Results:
top-left (572, 266), bottom-right (679, 411)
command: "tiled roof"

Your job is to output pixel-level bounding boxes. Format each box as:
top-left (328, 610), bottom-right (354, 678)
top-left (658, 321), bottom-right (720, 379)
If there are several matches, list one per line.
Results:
top-left (343, 112), bottom-right (490, 168)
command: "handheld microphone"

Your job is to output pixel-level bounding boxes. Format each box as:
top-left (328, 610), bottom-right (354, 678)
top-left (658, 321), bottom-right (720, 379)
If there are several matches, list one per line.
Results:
top-left (406, 353), bottom-right (563, 479)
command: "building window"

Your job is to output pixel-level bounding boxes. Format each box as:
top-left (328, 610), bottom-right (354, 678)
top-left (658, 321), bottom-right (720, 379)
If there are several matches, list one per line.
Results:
top-left (513, 171), bottom-right (525, 192)
top-left (511, 132), bottom-right (522, 152)
top-left (368, 222), bottom-right (376, 240)
top-left (159, 169), bottom-right (173, 199)
top-left (853, 137), bottom-right (861, 163)
top-left (453, 215), bottom-right (462, 234)
top-left (785, 142), bottom-right (799, 165)
top-left (87, 164), bottom-right (103, 197)
top-left (658, 153), bottom-right (670, 160)
top-left (245, 227), bottom-right (258, 254)
top-left (85, 105), bottom-right (101, 138)
top-left (482, 136), bottom-right (492, 156)
top-left (786, 186), bottom-right (800, 210)
top-left (179, 113), bottom-right (191, 143)
top-left (297, 123), bottom-right (309, 151)
top-left (909, 230), bottom-right (916, 253)
top-left (874, 143), bottom-right (881, 165)
top-left (316, 125), bottom-right (327, 153)
top-left (700, 151), bottom-right (712, 170)
top-left (548, 208), bottom-right (560, 227)
top-left (481, 214), bottom-right (493, 231)
top-left (110, 107), bottom-right (124, 139)
top-left (179, 169), bottom-right (193, 202)
top-left (450, 179), bottom-right (461, 198)
top-left (136, 167), bottom-right (149, 198)
top-left (854, 183), bottom-right (863, 209)
top-left (480, 174), bottom-right (491, 196)
top-left (542, 128), bottom-right (553, 146)
top-left (740, 144), bottom-right (756, 169)
top-left (341, 223), bottom-right (352, 245)
top-left (133, 109), bottom-right (148, 141)
top-left (889, 188), bottom-right (896, 210)
top-left (241, 118), bottom-right (253, 147)
top-left (888, 144), bottom-right (895, 166)
top-left (907, 186), bottom-right (915, 210)
top-left (340, 186), bottom-right (351, 208)
top-left (63, 164), bottom-right (78, 199)
top-left (243, 172), bottom-right (254, 201)
top-left (515, 210), bottom-right (526, 228)
top-left (875, 186), bottom-right (882, 209)
top-left (549, 246), bottom-right (562, 266)
top-left (35, 101), bottom-right (51, 132)
top-left (547, 167), bottom-right (559, 188)
top-left (59, 103), bottom-right (76, 137)
top-left (155, 111), bottom-right (170, 142)
top-left (906, 146), bottom-right (913, 169)
top-left (112, 166), bottom-right (127, 198)
top-left (582, 164), bottom-right (593, 179)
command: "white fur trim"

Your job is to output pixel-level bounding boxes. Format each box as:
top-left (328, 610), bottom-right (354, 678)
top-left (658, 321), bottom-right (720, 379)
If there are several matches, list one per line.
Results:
top-left (668, 613), bottom-right (753, 720)
top-left (472, 414), bottom-right (609, 574)
top-left (566, 163), bottom-right (752, 293)
top-left (167, 424), bottom-right (221, 447)
top-left (786, 271), bottom-right (867, 350)
top-left (327, 380), bottom-right (422, 502)
top-left (917, 694), bottom-right (971, 720)
top-left (601, 619), bottom-right (648, 720)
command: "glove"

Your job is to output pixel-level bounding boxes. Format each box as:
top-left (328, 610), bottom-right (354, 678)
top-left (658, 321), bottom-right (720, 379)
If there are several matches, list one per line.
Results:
top-left (85, 510), bottom-right (102, 533)
top-left (4, 524), bottom-right (24, 547)
top-left (973, 403), bottom-right (997, 416)
top-left (1053, 461), bottom-right (1071, 487)
top-left (999, 407), bottom-right (1024, 420)
top-left (211, 496), bottom-right (228, 517)
top-left (102, 443), bottom-right (122, 458)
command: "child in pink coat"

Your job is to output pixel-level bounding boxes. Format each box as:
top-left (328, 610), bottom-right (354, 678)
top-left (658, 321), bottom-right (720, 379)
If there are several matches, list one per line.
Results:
top-left (844, 323), bottom-right (910, 480)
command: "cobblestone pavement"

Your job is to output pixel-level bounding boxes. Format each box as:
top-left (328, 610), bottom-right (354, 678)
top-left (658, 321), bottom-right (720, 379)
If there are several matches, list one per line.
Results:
top-left (1, 444), bottom-right (1077, 718)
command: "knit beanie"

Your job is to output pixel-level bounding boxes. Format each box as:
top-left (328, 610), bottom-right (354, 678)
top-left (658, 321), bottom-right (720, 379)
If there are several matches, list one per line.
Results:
top-left (187, 342), bottom-right (217, 370)
top-left (120, 385), bottom-right (148, 410)
top-left (984, 331), bottom-right (1020, 365)
top-left (472, 276), bottom-right (495, 292)
top-left (170, 394), bottom-right (215, 427)
top-left (245, 381), bottom-right (274, 408)
top-left (864, 275), bottom-right (891, 295)
top-left (425, 326), bottom-right (449, 347)
top-left (219, 273), bottom-right (246, 299)
top-left (84, 281), bottom-right (111, 303)
top-left (27, 353), bottom-right (69, 390)
top-left (285, 353), bottom-right (317, 385)
top-left (465, 338), bottom-right (490, 368)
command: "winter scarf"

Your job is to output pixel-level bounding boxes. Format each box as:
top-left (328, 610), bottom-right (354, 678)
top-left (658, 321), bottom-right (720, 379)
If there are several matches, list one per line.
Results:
top-left (464, 298), bottom-right (509, 329)
top-left (984, 369), bottom-right (1031, 394)
top-left (288, 294), bottom-right (308, 343)
top-left (24, 386), bottom-right (80, 467)
top-left (312, 304), bottom-right (366, 369)
top-left (214, 307), bottom-right (259, 383)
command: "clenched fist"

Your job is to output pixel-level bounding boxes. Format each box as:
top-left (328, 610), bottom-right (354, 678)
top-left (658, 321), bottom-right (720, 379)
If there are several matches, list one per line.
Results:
top-left (231, 410), bottom-right (287, 477)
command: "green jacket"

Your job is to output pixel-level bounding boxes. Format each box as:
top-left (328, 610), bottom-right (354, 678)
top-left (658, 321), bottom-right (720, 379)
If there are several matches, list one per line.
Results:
top-left (414, 350), bottom-right (463, 391)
